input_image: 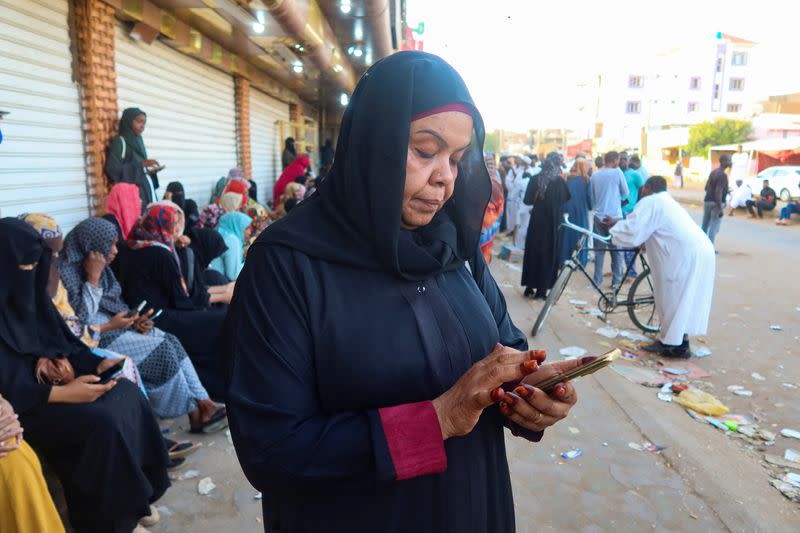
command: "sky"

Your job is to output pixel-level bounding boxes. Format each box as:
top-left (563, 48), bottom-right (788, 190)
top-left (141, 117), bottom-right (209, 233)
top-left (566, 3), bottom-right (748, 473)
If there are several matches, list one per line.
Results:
top-left (406, 0), bottom-right (800, 131)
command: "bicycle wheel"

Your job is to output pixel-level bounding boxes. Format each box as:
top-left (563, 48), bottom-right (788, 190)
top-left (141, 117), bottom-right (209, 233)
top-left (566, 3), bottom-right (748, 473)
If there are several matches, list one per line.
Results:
top-left (627, 268), bottom-right (660, 334)
top-left (531, 264), bottom-right (573, 337)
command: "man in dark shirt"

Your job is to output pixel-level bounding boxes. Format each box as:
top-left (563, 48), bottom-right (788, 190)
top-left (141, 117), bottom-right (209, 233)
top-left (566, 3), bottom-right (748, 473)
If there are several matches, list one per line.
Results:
top-left (701, 154), bottom-right (730, 245)
top-left (746, 179), bottom-right (777, 218)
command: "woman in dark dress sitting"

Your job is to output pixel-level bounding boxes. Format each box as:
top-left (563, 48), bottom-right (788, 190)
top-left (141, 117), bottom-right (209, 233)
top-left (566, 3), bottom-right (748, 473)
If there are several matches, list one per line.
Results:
top-left (0, 218), bottom-right (169, 533)
top-left (119, 202), bottom-right (231, 401)
top-left (225, 51), bottom-right (584, 533)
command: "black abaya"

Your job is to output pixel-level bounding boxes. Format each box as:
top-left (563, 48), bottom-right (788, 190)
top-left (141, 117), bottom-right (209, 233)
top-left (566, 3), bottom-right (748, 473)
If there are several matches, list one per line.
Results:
top-left (521, 176), bottom-right (571, 292)
top-left (119, 246), bottom-right (228, 400)
top-left (225, 52), bottom-right (543, 533)
top-left (0, 218), bottom-right (169, 533)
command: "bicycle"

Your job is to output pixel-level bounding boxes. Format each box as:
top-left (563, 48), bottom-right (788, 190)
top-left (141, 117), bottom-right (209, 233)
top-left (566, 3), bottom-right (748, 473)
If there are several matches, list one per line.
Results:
top-left (531, 214), bottom-right (660, 337)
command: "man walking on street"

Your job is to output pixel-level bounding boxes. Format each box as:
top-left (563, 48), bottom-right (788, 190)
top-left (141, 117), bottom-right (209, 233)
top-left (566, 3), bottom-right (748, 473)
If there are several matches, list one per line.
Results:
top-left (701, 154), bottom-right (730, 246)
top-left (607, 176), bottom-right (715, 359)
top-left (590, 151), bottom-right (629, 290)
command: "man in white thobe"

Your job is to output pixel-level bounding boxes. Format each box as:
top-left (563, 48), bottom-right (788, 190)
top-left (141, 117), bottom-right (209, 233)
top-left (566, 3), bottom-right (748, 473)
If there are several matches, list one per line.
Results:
top-left (730, 145), bottom-right (750, 182)
top-left (726, 179), bottom-right (752, 215)
top-left (608, 176), bottom-right (716, 358)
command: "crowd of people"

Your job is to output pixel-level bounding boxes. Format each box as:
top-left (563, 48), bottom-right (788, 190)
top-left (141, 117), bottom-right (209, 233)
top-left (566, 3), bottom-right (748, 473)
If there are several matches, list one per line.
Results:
top-left (0, 106), bottom-right (327, 533)
top-left (701, 148), bottom-right (800, 241)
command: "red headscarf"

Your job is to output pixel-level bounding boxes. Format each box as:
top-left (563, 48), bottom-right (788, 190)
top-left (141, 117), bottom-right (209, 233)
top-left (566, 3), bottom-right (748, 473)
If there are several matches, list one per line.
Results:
top-left (273, 154), bottom-right (310, 205)
top-left (105, 183), bottom-right (141, 239)
top-left (222, 179), bottom-right (250, 208)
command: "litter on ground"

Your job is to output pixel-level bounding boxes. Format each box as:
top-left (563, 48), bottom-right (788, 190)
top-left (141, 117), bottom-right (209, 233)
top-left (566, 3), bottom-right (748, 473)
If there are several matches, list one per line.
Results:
top-left (673, 389), bottom-right (729, 416)
top-left (561, 449), bottom-right (583, 459)
top-left (198, 477), bottom-right (216, 496)
top-left (559, 346), bottom-right (587, 358)
top-left (781, 428), bottom-right (800, 440)
top-left (595, 326), bottom-right (619, 339)
top-left (568, 299), bottom-right (588, 306)
top-left (692, 347), bottom-right (712, 358)
top-left (568, 426), bottom-right (580, 434)
top-left (751, 372), bottom-right (766, 381)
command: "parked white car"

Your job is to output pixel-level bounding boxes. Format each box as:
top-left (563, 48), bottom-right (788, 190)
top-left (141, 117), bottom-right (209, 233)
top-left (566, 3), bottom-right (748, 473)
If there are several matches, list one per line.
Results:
top-left (745, 166), bottom-right (800, 202)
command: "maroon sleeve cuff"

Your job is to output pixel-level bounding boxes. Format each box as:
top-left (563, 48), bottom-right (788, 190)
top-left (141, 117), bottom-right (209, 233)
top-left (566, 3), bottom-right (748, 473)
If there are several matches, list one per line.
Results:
top-left (378, 401), bottom-right (447, 481)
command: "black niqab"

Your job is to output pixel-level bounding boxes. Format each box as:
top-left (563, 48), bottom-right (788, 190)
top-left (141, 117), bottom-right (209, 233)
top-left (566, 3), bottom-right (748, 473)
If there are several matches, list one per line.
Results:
top-left (0, 218), bottom-right (84, 359)
top-left (259, 51), bottom-right (490, 281)
top-left (165, 181), bottom-right (186, 210)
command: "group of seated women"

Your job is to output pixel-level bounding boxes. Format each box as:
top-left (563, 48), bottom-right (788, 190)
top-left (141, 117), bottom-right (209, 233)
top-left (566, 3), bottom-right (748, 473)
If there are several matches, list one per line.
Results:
top-left (0, 167), bottom-right (290, 532)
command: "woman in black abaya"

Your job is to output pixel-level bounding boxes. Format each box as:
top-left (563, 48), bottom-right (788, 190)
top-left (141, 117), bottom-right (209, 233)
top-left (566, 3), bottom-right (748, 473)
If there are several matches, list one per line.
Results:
top-left (226, 52), bottom-right (585, 533)
top-left (521, 152), bottom-right (571, 299)
top-left (0, 218), bottom-right (169, 533)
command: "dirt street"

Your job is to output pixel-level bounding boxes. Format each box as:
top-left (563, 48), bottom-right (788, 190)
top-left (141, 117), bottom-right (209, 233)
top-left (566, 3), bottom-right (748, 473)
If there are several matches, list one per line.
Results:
top-left (147, 204), bottom-right (799, 532)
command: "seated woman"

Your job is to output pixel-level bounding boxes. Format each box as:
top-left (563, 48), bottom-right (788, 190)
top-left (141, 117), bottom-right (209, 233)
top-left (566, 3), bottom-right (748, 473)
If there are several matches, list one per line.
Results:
top-left (0, 394), bottom-right (65, 533)
top-left (104, 107), bottom-right (161, 210)
top-left (0, 218), bottom-right (169, 533)
top-left (209, 211), bottom-right (252, 281)
top-left (57, 217), bottom-right (227, 432)
top-left (120, 202), bottom-right (231, 401)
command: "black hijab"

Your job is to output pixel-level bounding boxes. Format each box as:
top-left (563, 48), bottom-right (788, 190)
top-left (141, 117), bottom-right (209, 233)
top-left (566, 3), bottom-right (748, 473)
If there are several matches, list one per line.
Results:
top-left (184, 199), bottom-right (200, 230)
top-left (0, 218), bottom-right (84, 359)
top-left (119, 107), bottom-right (147, 160)
top-left (259, 51), bottom-right (490, 281)
top-left (165, 181), bottom-right (186, 210)
top-left (188, 227), bottom-right (228, 268)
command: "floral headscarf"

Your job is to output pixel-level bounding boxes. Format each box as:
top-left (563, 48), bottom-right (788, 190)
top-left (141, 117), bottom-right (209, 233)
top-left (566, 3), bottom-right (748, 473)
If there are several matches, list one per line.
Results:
top-left (198, 203), bottom-right (224, 229)
top-left (128, 201), bottom-right (188, 295)
top-left (222, 179), bottom-right (250, 209)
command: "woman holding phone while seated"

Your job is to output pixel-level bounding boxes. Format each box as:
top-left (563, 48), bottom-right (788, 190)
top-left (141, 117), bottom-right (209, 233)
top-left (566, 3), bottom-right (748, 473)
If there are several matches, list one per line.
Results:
top-left (57, 216), bottom-right (227, 433)
top-left (225, 52), bottom-right (584, 533)
top-left (0, 218), bottom-right (169, 533)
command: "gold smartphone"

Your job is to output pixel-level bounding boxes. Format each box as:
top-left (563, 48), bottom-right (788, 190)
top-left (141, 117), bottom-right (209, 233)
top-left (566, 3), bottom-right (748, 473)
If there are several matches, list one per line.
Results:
top-left (535, 349), bottom-right (620, 393)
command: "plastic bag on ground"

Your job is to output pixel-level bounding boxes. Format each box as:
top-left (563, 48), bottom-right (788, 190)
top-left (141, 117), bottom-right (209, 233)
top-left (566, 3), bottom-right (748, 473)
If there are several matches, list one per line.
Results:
top-left (673, 389), bottom-right (729, 416)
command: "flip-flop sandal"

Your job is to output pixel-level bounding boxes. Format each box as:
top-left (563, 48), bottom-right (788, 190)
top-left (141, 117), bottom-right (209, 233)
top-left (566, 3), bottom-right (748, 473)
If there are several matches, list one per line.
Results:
top-left (189, 408), bottom-right (228, 434)
top-left (166, 439), bottom-right (200, 459)
top-left (167, 457), bottom-right (187, 471)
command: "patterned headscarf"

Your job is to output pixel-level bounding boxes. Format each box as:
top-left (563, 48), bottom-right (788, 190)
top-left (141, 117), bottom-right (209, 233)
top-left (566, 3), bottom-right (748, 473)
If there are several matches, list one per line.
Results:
top-left (128, 201), bottom-right (188, 295)
top-left (198, 203), bottom-right (224, 229)
top-left (17, 213), bottom-right (62, 241)
top-left (58, 217), bottom-right (128, 323)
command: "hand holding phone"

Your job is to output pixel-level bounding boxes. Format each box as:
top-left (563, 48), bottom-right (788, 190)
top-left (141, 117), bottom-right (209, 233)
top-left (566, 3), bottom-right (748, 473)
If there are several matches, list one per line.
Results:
top-left (96, 358), bottom-right (125, 384)
top-left (126, 300), bottom-right (147, 318)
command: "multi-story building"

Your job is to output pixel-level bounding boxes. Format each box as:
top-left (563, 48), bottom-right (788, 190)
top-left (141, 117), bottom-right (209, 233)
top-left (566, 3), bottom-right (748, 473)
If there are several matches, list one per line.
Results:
top-left (580, 33), bottom-right (758, 155)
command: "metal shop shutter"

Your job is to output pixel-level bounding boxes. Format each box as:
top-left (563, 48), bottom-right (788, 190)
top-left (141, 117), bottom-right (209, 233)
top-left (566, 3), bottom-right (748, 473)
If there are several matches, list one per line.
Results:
top-left (115, 25), bottom-right (237, 207)
top-left (249, 88), bottom-right (288, 205)
top-left (0, 0), bottom-right (90, 231)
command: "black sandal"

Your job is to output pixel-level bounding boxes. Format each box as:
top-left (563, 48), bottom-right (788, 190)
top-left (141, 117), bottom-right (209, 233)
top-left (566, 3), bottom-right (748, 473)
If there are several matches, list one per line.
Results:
top-left (164, 437), bottom-right (200, 459)
top-left (189, 407), bottom-right (228, 434)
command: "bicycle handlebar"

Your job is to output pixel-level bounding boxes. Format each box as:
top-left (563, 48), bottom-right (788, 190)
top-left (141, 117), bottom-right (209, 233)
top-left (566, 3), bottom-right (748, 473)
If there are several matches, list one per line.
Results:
top-left (561, 214), bottom-right (612, 243)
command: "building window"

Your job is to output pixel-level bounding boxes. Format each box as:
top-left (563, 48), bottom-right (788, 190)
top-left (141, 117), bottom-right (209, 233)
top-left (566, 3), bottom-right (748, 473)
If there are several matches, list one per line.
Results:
top-left (716, 57), bottom-right (722, 72)
top-left (727, 103), bottom-right (742, 113)
top-left (732, 52), bottom-right (747, 66)
top-left (729, 78), bottom-right (745, 90)
top-left (690, 77), bottom-right (701, 90)
top-left (688, 102), bottom-right (698, 112)
top-left (629, 75), bottom-right (643, 88)
top-left (626, 101), bottom-right (641, 114)
top-left (713, 83), bottom-right (720, 99)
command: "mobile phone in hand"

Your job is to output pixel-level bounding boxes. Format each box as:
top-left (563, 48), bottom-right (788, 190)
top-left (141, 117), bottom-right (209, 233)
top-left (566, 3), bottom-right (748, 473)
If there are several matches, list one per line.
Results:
top-left (126, 300), bottom-right (147, 318)
top-left (96, 358), bottom-right (126, 384)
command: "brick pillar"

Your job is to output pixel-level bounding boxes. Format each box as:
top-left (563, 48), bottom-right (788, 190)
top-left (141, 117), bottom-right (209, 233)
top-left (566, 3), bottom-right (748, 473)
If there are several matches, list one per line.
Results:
top-left (72, 0), bottom-right (119, 214)
top-left (234, 76), bottom-right (253, 181)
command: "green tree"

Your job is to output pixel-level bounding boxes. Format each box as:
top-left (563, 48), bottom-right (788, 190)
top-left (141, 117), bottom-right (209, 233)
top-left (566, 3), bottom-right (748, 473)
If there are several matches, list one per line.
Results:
top-left (484, 130), bottom-right (500, 154)
top-left (686, 118), bottom-right (751, 157)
